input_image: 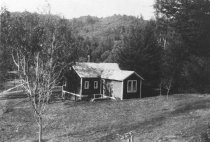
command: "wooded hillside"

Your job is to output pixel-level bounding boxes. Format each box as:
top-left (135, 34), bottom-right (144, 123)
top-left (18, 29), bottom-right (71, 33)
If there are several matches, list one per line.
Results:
top-left (1, 0), bottom-right (210, 95)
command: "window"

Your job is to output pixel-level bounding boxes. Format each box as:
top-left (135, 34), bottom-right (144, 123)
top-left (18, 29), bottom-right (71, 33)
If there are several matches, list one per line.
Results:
top-left (94, 81), bottom-right (98, 89)
top-left (127, 80), bottom-right (137, 93)
top-left (84, 81), bottom-right (89, 89)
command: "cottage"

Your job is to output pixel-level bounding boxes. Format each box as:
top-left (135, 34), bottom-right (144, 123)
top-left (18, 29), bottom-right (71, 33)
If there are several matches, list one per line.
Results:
top-left (63, 62), bottom-right (143, 100)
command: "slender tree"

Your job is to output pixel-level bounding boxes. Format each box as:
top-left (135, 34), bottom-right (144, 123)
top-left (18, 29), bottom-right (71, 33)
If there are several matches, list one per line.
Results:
top-left (0, 8), bottom-right (14, 89)
top-left (1, 10), bottom-right (74, 142)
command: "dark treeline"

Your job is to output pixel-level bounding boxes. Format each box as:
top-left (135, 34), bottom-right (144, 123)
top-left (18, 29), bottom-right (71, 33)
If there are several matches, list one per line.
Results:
top-left (1, 0), bottom-right (210, 96)
top-left (154, 0), bottom-right (210, 94)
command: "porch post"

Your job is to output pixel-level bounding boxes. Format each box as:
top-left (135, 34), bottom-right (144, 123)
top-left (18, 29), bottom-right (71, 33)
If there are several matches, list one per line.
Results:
top-left (100, 79), bottom-right (102, 95)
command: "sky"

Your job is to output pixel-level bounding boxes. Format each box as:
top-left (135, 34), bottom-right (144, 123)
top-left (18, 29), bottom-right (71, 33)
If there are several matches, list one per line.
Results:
top-left (0, 0), bottom-right (155, 20)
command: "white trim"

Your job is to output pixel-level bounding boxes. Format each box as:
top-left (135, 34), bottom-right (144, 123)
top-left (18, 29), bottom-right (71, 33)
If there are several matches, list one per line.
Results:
top-left (63, 90), bottom-right (88, 97)
top-left (127, 80), bottom-right (137, 93)
top-left (100, 80), bottom-right (102, 94)
top-left (84, 81), bottom-right (89, 89)
top-left (80, 78), bottom-right (83, 95)
top-left (121, 71), bottom-right (144, 81)
top-left (133, 72), bottom-right (144, 80)
top-left (140, 80), bottom-right (142, 98)
top-left (121, 81), bottom-right (124, 100)
top-left (133, 80), bottom-right (137, 92)
top-left (72, 66), bottom-right (83, 78)
top-left (94, 81), bottom-right (98, 89)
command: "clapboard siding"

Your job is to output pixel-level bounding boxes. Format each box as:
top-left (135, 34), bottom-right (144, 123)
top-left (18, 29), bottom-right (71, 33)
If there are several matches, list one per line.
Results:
top-left (82, 78), bottom-right (101, 96)
top-left (64, 69), bottom-right (81, 94)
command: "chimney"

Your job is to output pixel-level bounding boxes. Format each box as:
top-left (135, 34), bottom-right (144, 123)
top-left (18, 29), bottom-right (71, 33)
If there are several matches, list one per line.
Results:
top-left (87, 48), bottom-right (91, 62)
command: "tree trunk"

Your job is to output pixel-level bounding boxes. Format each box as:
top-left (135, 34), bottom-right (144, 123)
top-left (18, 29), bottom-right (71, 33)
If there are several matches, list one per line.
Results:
top-left (166, 88), bottom-right (170, 100)
top-left (159, 84), bottom-right (162, 96)
top-left (166, 80), bottom-right (172, 100)
top-left (38, 116), bottom-right (42, 142)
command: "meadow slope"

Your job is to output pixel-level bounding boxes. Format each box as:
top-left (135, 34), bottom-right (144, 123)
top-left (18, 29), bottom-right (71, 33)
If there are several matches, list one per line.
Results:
top-left (0, 94), bottom-right (210, 142)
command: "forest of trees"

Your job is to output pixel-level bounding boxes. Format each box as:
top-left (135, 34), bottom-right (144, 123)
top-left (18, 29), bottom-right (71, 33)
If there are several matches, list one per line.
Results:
top-left (1, 0), bottom-right (210, 96)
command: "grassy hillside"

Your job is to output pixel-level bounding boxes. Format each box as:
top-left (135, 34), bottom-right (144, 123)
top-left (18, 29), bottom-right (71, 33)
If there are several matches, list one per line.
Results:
top-left (0, 94), bottom-right (210, 142)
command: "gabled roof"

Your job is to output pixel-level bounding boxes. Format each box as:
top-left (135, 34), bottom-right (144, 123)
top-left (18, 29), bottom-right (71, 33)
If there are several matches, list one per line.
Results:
top-left (72, 62), bottom-right (144, 81)
top-left (76, 62), bottom-right (120, 71)
top-left (73, 64), bottom-right (101, 78)
top-left (73, 62), bottom-right (120, 78)
top-left (102, 70), bottom-right (144, 81)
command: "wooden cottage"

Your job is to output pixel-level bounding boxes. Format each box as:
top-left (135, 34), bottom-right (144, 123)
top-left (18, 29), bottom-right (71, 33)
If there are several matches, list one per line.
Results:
top-left (63, 62), bottom-right (143, 100)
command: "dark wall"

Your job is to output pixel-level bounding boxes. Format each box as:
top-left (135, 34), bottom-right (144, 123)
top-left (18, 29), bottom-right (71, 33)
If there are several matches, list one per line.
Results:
top-left (82, 78), bottom-right (101, 96)
top-left (64, 69), bottom-right (81, 94)
top-left (123, 74), bottom-right (141, 99)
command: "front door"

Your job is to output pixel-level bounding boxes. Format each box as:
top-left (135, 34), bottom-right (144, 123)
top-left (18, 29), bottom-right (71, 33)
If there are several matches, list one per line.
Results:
top-left (106, 82), bottom-right (113, 97)
top-left (102, 80), bottom-right (113, 97)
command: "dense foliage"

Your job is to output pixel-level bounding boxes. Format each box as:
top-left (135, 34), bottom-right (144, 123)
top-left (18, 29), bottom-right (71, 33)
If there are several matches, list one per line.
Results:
top-left (117, 20), bottom-right (162, 94)
top-left (1, 0), bottom-right (210, 95)
top-left (155, 0), bottom-right (210, 93)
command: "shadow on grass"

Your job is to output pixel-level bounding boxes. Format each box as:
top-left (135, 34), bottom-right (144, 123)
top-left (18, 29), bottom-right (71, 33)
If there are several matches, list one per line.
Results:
top-left (1, 99), bottom-right (29, 115)
top-left (98, 99), bottom-right (210, 142)
top-left (63, 99), bottom-right (115, 108)
top-left (58, 113), bottom-right (167, 141)
top-left (58, 98), bottom-right (210, 141)
top-left (97, 115), bottom-right (166, 142)
top-left (0, 106), bottom-right (36, 141)
top-left (171, 99), bottom-right (210, 115)
top-left (0, 93), bottom-right (27, 100)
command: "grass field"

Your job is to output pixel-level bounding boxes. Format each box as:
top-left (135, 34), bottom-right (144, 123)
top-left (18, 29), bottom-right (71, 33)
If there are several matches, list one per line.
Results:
top-left (0, 93), bottom-right (210, 142)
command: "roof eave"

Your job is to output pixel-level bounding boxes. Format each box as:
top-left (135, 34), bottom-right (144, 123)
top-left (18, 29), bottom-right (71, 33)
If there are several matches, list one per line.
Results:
top-left (122, 72), bottom-right (144, 81)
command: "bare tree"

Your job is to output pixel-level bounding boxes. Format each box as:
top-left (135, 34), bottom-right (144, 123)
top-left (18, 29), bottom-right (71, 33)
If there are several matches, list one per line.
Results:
top-left (11, 32), bottom-right (65, 141)
top-left (8, 14), bottom-right (73, 142)
top-left (159, 81), bottom-right (162, 96)
top-left (161, 78), bottom-right (173, 100)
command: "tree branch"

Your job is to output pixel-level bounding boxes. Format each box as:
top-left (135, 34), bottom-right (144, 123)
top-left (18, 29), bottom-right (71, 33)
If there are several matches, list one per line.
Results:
top-left (11, 52), bottom-right (19, 69)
